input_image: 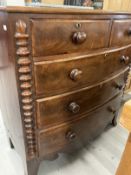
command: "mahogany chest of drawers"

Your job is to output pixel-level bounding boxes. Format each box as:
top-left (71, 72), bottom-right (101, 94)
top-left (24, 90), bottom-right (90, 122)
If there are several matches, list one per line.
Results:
top-left (0, 6), bottom-right (131, 175)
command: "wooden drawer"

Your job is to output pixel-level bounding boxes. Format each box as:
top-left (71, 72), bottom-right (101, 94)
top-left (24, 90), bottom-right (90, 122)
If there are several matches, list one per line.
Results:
top-left (36, 70), bottom-right (128, 129)
top-left (34, 48), bottom-right (131, 97)
top-left (110, 20), bottom-right (131, 47)
top-left (31, 19), bottom-right (111, 57)
top-left (38, 95), bottom-right (121, 157)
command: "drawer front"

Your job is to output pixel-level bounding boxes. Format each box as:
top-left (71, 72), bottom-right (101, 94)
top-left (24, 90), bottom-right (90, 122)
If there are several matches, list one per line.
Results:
top-left (31, 19), bottom-right (111, 57)
top-left (38, 95), bottom-right (121, 157)
top-left (34, 48), bottom-right (131, 97)
top-left (36, 70), bottom-right (127, 129)
top-left (110, 20), bottom-right (131, 47)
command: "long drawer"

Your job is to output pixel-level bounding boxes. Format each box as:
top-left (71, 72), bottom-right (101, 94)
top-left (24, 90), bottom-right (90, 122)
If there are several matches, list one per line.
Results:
top-left (31, 19), bottom-right (111, 57)
top-left (38, 95), bottom-right (121, 157)
top-left (36, 70), bottom-right (128, 129)
top-left (34, 48), bottom-right (131, 97)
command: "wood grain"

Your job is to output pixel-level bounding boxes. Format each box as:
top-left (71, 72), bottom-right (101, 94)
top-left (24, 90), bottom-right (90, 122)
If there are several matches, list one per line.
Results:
top-left (14, 19), bottom-right (37, 159)
top-left (31, 19), bottom-right (111, 57)
top-left (0, 11), bottom-right (28, 174)
top-left (38, 95), bottom-right (122, 157)
top-left (34, 48), bottom-right (131, 97)
top-left (36, 70), bottom-right (127, 129)
top-left (110, 19), bottom-right (131, 47)
top-left (0, 8), bottom-right (131, 175)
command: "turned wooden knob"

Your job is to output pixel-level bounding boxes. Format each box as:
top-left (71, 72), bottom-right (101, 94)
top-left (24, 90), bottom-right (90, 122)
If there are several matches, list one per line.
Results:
top-left (120, 55), bottom-right (130, 64)
top-left (72, 32), bottom-right (87, 44)
top-left (114, 83), bottom-right (123, 90)
top-left (70, 69), bottom-right (82, 81)
top-left (116, 84), bottom-right (123, 90)
top-left (66, 131), bottom-right (77, 141)
top-left (69, 102), bottom-right (80, 114)
top-left (108, 107), bottom-right (116, 114)
top-left (127, 28), bottom-right (131, 36)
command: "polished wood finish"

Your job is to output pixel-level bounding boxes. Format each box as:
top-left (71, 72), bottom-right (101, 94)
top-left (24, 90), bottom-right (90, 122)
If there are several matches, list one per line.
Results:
top-left (15, 19), bottom-right (37, 159)
top-left (110, 20), bottom-right (131, 47)
top-left (0, 7), bottom-right (131, 175)
top-left (0, 11), bottom-right (28, 174)
top-left (34, 48), bottom-right (130, 97)
top-left (36, 70), bottom-right (127, 129)
top-left (72, 31), bottom-right (87, 44)
top-left (38, 95), bottom-right (121, 157)
top-left (31, 19), bottom-right (111, 56)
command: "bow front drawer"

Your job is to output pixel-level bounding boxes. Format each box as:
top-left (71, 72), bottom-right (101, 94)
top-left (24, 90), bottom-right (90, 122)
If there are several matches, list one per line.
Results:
top-left (110, 20), bottom-right (131, 47)
top-left (38, 95), bottom-right (121, 157)
top-left (36, 69), bottom-right (128, 129)
top-left (31, 19), bottom-right (111, 57)
top-left (34, 48), bottom-right (131, 97)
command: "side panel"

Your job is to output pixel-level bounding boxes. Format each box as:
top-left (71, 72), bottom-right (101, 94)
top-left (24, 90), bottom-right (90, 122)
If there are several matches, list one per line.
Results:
top-left (0, 11), bottom-right (26, 166)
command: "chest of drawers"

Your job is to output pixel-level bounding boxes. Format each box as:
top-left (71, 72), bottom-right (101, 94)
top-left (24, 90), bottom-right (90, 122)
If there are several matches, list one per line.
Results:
top-left (0, 6), bottom-right (131, 175)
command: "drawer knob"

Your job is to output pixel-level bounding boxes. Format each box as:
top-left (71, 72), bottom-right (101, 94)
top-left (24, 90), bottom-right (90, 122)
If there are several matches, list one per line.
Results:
top-left (69, 102), bottom-right (80, 114)
top-left (108, 107), bottom-right (116, 114)
top-left (120, 55), bottom-right (130, 64)
top-left (128, 28), bottom-right (131, 36)
top-left (70, 69), bottom-right (82, 81)
top-left (66, 131), bottom-right (77, 141)
top-left (116, 84), bottom-right (123, 90)
top-left (72, 32), bottom-right (87, 44)
top-left (114, 83), bottom-right (123, 90)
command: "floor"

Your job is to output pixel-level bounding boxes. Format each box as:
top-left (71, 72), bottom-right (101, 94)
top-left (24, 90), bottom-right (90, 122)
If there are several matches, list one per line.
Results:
top-left (0, 109), bottom-right (129, 175)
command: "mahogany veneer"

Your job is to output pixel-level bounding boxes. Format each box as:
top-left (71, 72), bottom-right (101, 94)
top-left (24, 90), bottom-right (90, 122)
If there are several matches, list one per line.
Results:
top-left (0, 6), bottom-right (131, 175)
top-left (31, 19), bottom-right (111, 56)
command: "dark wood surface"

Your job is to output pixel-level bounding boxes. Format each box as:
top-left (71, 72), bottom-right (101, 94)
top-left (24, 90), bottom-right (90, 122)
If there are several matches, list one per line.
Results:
top-left (36, 69), bottom-right (128, 129)
top-left (31, 19), bottom-right (111, 57)
top-left (33, 44), bottom-right (131, 62)
top-left (110, 19), bottom-right (131, 47)
top-left (0, 11), bottom-right (28, 174)
top-left (38, 95), bottom-right (122, 157)
top-left (14, 19), bottom-right (37, 160)
top-left (0, 8), bottom-right (131, 175)
top-left (34, 47), bottom-right (131, 97)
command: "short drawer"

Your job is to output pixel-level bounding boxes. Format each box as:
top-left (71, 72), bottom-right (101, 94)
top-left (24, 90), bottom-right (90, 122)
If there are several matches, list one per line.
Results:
top-left (110, 20), bottom-right (131, 47)
top-left (31, 19), bottom-right (111, 57)
top-left (38, 95), bottom-right (121, 157)
top-left (34, 48), bottom-right (131, 97)
top-left (36, 70), bottom-right (128, 129)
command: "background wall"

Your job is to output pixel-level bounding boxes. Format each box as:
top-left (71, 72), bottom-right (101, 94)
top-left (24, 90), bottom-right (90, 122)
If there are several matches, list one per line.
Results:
top-left (4, 0), bottom-right (131, 11)
top-left (103, 0), bottom-right (131, 11)
top-left (1, 0), bottom-right (25, 6)
top-left (41, 0), bottom-right (64, 4)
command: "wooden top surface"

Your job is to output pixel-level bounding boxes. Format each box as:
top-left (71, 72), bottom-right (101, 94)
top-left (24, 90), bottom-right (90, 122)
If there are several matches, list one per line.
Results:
top-left (1, 5), bottom-right (131, 15)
